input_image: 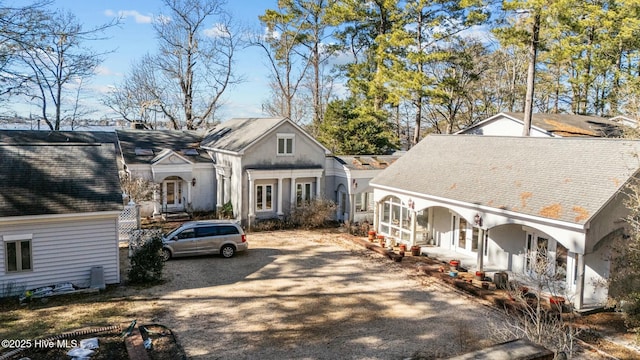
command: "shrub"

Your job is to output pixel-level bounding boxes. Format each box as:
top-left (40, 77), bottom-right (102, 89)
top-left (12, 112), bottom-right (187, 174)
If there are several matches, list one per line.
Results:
top-left (220, 201), bottom-right (234, 219)
top-left (289, 198), bottom-right (337, 229)
top-left (128, 229), bottom-right (164, 285)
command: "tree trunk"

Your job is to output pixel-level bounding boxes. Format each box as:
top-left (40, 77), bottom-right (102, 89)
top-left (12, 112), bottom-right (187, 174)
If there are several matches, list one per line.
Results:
top-left (522, 12), bottom-right (540, 137)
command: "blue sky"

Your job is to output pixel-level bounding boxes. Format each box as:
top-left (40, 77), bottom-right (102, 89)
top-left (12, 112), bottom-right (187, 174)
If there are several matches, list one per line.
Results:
top-left (36, 0), bottom-right (278, 120)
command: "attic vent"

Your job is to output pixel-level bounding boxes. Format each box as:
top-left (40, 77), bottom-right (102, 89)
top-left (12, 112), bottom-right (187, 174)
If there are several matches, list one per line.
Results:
top-left (208, 127), bottom-right (231, 141)
top-left (181, 148), bottom-right (199, 156)
top-left (135, 148), bottom-right (154, 156)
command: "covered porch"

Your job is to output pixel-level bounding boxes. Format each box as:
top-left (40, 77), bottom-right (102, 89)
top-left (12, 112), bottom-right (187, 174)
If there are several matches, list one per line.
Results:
top-left (371, 190), bottom-right (604, 310)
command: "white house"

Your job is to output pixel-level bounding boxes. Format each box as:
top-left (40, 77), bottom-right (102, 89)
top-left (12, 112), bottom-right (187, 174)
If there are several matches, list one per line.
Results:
top-left (457, 112), bottom-right (622, 138)
top-left (370, 134), bottom-right (640, 310)
top-left (0, 131), bottom-right (123, 293)
top-left (116, 130), bottom-right (216, 217)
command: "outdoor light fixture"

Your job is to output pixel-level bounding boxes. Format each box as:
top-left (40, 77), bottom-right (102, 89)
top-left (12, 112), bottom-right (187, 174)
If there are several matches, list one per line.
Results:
top-left (474, 213), bottom-right (483, 227)
top-left (192, 178), bottom-right (197, 186)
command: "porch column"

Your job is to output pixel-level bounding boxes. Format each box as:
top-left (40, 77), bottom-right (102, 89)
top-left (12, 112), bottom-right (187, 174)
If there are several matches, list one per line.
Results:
top-left (315, 176), bottom-right (322, 198)
top-left (277, 177), bottom-right (284, 217)
top-left (248, 176), bottom-right (255, 225)
top-left (215, 171), bottom-right (222, 212)
top-left (152, 187), bottom-right (160, 216)
top-left (476, 228), bottom-right (485, 272)
top-left (373, 201), bottom-right (380, 233)
top-left (291, 177), bottom-right (297, 207)
top-left (410, 210), bottom-right (417, 246)
top-left (575, 253), bottom-right (585, 310)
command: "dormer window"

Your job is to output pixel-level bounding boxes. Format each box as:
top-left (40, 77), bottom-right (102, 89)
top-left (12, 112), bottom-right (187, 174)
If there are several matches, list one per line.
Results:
top-left (277, 134), bottom-right (294, 156)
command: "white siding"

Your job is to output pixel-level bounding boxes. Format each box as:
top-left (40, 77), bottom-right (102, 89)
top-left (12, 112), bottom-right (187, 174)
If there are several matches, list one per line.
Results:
top-left (0, 215), bottom-right (119, 290)
top-left (464, 117), bottom-right (551, 137)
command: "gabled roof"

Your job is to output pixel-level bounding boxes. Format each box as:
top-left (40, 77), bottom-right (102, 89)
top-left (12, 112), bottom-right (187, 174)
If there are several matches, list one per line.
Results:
top-left (370, 135), bottom-right (640, 225)
top-left (334, 155), bottom-right (401, 171)
top-left (458, 112), bottom-right (622, 137)
top-left (116, 129), bottom-right (210, 165)
top-left (0, 130), bottom-right (123, 217)
top-left (201, 117), bottom-right (330, 154)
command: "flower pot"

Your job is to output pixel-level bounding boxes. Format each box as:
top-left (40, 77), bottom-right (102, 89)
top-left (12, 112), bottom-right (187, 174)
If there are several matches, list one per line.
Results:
top-left (549, 296), bottom-right (565, 306)
top-left (368, 230), bottom-right (376, 241)
top-left (410, 246), bottom-right (421, 256)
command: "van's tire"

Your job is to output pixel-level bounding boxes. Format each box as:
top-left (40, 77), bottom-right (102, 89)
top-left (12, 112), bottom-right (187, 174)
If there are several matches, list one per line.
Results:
top-left (221, 244), bottom-right (235, 258)
top-left (161, 248), bottom-right (171, 261)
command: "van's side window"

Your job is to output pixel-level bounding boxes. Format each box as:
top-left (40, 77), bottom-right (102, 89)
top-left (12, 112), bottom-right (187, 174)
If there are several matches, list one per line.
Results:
top-left (195, 226), bottom-right (218, 237)
top-left (218, 226), bottom-right (240, 235)
top-left (177, 229), bottom-right (196, 239)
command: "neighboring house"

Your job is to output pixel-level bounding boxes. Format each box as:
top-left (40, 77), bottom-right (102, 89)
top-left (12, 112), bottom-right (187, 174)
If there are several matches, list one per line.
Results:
top-left (200, 117), bottom-right (330, 227)
top-left (370, 135), bottom-right (640, 310)
top-left (0, 131), bottom-right (123, 292)
top-left (116, 130), bottom-right (215, 217)
top-left (457, 112), bottom-right (622, 137)
top-left (326, 155), bottom-right (401, 224)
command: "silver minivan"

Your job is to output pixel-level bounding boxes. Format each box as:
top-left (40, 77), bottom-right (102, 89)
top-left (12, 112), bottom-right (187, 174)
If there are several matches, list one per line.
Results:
top-left (161, 220), bottom-right (248, 260)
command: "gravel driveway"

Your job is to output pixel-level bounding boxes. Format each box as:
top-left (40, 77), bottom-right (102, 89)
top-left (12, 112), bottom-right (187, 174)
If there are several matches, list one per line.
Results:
top-left (128, 230), bottom-right (506, 359)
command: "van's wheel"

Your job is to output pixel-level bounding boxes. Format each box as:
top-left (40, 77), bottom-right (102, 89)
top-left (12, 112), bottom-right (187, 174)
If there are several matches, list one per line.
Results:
top-left (161, 248), bottom-right (171, 261)
top-left (221, 245), bottom-right (235, 258)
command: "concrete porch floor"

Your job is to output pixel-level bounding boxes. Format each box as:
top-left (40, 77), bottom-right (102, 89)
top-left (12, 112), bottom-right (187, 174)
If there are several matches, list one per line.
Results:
top-left (418, 245), bottom-right (506, 274)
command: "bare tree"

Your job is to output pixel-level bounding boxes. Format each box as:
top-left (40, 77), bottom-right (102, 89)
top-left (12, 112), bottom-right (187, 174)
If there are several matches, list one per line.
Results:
top-left (13, 9), bottom-right (118, 130)
top-left (103, 54), bottom-right (163, 128)
top-left (150, 0), bottom-right (243, 130)
top-left (0, 1), bottom-right (52, 102)
top-left (491, 249), bottom-right (580, 358)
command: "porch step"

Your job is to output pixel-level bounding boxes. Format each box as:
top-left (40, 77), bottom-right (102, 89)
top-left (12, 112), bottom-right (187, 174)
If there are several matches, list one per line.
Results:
top-left (160, 212), bottom-right (192, 221)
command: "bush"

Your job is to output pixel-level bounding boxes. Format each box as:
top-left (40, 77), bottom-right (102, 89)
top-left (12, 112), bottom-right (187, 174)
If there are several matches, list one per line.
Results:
top-left (128, 229), bottom-right (164, 285)
top-left (289, 198), bottom-right (337, 229)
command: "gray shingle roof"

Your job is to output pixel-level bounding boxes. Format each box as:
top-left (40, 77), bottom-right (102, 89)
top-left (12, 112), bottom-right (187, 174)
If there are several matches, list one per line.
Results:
top-left (116, 129), bottom-right (210, 165)
top-left (201, 117), bottom-right (286, 153)
top-left (370, 135), bottom-right (640, 224)
top-left (0, 131), bottom-right (123, 217)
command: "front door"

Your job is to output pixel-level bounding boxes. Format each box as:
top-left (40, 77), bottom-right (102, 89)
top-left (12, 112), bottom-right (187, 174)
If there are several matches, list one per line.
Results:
top-left (164, 179), bottom-right (183, 211)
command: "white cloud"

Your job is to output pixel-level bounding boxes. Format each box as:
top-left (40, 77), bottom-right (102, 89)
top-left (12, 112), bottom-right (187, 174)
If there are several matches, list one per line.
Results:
top-left (94, 65), bottom-right (121, 77)
top-left (104, 9), bottom-right (153, 24)
top-left (203, 23), bottom-right (230, 38)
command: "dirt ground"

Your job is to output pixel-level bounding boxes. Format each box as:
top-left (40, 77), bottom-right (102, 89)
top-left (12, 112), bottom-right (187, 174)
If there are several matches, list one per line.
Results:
top-left (116, 228), bottom-right (636, 359)
top-left (2, 228), bottom-right (638, 359)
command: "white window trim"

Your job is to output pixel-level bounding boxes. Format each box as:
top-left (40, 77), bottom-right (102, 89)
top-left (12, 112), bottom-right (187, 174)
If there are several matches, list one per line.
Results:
top-left (3, 234), bottom-right (33, 273)
top-left (296, 182), bottom-right (313, 207)
top-left (255, 183), bottom-right (275, 212)
top-left (276, 133), bottom-right (295, 156)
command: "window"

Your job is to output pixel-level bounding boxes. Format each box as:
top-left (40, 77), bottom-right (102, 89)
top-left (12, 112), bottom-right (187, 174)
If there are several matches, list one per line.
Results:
top-left (4, 235), bottom-right (32, 272)
top-left (195, 226), bottom-right (218, 237)
top-left (277, 134), bottom-right (294, 155)
top-left (355, 192), bottom-right (371, 212)
top-left (176, 229), bottom-right (196, 240)
top-left (256, 184), bottom-right (273, 211)
top-left (378, 196), bottom-right (412, 242)
top-left (296, 183), bottom-right (312, 206)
